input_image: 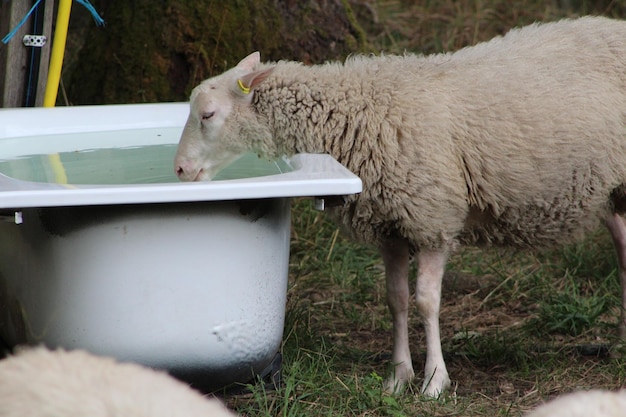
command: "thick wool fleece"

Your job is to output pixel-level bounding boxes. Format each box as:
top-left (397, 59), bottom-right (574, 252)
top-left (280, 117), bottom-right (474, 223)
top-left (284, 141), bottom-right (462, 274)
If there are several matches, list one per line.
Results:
top-left (526, 390), bottom-right (626, 417)
top-left (0, 347), bottom-right (237, 417)
top-left (246, 16), bottom-right (626, 250)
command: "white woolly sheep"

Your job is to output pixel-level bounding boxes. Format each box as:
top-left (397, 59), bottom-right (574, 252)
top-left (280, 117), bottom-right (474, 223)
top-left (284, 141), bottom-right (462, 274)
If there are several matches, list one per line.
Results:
top-left (526, 390), bottom-right (626, 417)
top-left (0, 346), bottom-right (238, 417)
top-left (174, 16), bottom-right (626, 397)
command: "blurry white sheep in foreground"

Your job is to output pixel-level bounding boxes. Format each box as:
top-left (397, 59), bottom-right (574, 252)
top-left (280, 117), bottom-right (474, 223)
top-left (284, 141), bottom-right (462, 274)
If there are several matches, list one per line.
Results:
top-left (0, 346), bottom-right (237, 417)
top-left (174, 16), bottom-right (626, 397)
top-left (526, 390), bottom-right (626, 417)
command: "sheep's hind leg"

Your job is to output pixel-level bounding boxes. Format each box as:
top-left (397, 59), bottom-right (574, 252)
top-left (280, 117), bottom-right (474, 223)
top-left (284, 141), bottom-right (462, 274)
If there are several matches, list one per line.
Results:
top-left (415, 250), bottom-right (451, 397)
top-left (380, 239), bottom-right (414, 394)
top-left (606, 213), bottom-right (626, 338)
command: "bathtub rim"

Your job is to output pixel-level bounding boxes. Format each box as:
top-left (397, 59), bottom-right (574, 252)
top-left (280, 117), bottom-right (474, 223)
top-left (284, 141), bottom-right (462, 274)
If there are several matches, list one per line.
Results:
top-left (0, 102), bottom-right (189, 138)
top-left (0, 103), bottom-right (362, 208)
top-left (0, 153), bottom-right (361, 208)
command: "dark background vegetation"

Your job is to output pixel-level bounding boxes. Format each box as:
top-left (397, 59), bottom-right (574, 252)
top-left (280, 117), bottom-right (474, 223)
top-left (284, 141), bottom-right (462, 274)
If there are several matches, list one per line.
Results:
top-left (63, 0), bottom-right (625, 104)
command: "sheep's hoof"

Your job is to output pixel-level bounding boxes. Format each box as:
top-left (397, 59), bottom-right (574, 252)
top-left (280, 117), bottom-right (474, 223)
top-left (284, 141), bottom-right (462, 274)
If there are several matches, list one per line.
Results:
top-left (420, 370), bottom-right (451, 398)
top-left (383, 365), bottom-right (414, 395)
top-left (383, 378), bottom-right (406, 395)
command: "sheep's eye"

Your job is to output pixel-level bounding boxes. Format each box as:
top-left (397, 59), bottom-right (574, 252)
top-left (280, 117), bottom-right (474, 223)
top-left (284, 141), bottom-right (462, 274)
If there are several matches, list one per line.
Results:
top-left (201, 111), bottom-right (215, 121)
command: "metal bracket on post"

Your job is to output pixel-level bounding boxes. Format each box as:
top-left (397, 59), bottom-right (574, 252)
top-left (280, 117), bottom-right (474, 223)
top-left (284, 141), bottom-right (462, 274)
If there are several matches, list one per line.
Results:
top-left (22, 35), bottom-right (47, 47)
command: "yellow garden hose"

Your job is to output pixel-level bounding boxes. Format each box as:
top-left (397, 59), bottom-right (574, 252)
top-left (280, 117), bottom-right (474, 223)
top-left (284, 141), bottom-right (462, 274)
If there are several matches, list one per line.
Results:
top-left (43, 0), bottom-right (72, 108)
top-left (44, 0), bottom-right (73, 184)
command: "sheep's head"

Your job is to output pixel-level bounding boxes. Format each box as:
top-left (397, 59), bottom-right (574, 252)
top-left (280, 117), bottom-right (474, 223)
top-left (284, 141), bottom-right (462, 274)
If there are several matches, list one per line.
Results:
top-left (174, 52), bottom-right (274, 181)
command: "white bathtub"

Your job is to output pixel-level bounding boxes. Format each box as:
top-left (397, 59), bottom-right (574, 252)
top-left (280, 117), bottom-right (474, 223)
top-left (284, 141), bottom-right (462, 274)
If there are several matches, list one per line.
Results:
top-left (0, 103), bottom-right (361, 390)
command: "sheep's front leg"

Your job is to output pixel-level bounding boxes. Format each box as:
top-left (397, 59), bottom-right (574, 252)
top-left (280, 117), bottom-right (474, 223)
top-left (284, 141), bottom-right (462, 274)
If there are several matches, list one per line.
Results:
top-left (606, 213), bottom-right (626, 338)
top-left (380, 239), bottom-right (414, 394)
top-left (416, 250), bottom-right (450, 397)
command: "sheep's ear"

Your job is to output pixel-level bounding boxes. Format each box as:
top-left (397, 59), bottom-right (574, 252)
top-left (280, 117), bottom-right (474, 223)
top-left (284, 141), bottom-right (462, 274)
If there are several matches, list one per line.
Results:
top-left (236, 51), bottom-right (261, 71)
top-left (236, 67), bottom-right (275, 96)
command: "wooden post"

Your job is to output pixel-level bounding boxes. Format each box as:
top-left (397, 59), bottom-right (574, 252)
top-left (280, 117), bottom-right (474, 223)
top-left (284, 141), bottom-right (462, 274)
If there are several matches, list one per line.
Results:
top-left (0, 0), bottom-right (55, 107)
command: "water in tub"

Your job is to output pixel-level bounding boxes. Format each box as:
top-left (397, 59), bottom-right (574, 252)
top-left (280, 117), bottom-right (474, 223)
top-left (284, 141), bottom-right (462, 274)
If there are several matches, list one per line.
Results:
top-left (0, 127), bottom-right (290, 184)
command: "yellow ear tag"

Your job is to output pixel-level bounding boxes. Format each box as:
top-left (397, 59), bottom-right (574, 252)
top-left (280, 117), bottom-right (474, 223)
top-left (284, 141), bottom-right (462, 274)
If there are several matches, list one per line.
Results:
top-left (237, 79), bottom-right (251, 94)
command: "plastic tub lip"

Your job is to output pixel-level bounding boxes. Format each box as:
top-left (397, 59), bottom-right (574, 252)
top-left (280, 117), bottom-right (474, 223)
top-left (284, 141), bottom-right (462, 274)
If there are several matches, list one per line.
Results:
top-left (0, 103), bottom-right (362, 209)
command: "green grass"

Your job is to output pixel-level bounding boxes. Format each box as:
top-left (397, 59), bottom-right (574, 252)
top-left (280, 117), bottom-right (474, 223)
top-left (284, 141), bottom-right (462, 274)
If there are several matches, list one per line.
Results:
top-left (223, 200), bottom-right (626, 416)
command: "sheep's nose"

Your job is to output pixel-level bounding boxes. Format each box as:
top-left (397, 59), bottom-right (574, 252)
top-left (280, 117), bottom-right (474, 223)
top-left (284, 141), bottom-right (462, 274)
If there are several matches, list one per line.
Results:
top-left (175, 164), bottom-right (193, 181)
top-left (175, 162), bottom-right (203, 182)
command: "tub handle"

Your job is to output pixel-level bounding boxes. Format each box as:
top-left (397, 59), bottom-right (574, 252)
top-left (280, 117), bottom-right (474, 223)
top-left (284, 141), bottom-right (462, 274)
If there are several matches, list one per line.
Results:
top-left (0, 211), bottom-right (23, 225)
